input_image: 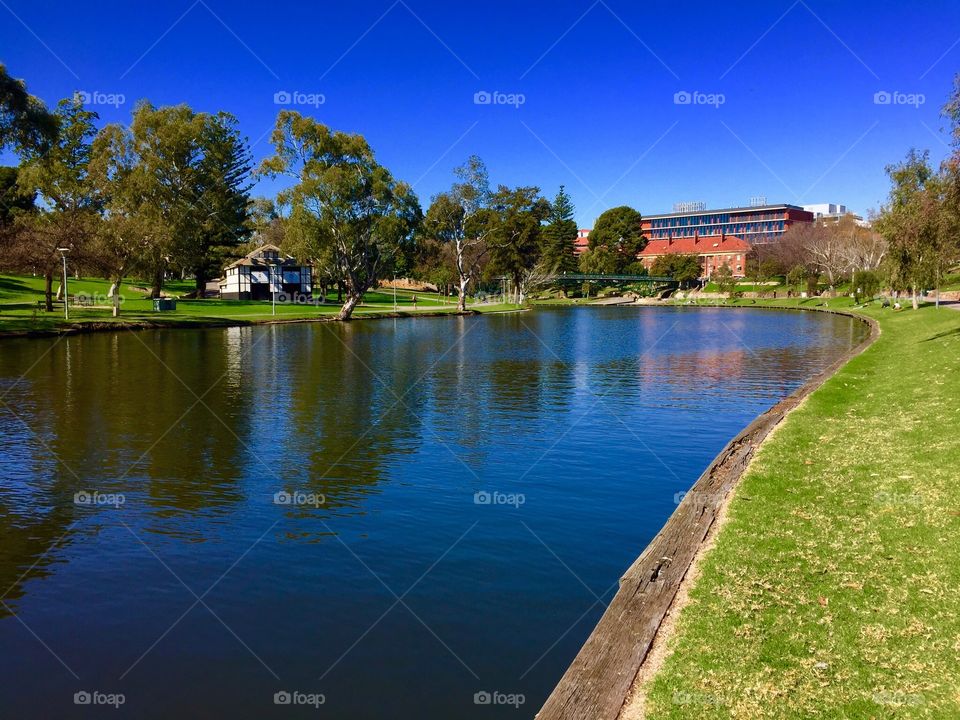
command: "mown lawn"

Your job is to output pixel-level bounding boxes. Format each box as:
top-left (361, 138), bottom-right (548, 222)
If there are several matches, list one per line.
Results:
top-left (643, 299), bottom-right (960, 718)
top-left (0, 274), bottom-right (508, 334)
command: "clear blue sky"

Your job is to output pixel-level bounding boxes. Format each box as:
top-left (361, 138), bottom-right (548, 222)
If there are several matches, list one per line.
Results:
top-left (2, 0), bottom-right (959, 227)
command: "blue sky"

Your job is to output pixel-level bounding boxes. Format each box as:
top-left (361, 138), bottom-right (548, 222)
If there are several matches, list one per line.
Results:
top-left (2, 0), bottom-right (959, 226)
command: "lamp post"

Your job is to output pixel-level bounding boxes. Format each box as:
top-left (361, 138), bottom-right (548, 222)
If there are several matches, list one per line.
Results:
top-left (271, 261), bottom-right (277, 316)
top-left (57, 248), bottom-right (70, 320)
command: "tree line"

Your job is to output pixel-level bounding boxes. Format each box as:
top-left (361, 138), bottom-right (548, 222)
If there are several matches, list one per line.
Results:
top-left (2, 60), bottom-right (959, 318)
top-left (0, 63), bottom-right (589, 320)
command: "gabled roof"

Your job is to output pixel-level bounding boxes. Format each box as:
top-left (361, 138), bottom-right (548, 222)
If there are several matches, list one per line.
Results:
top-left (638, 234), bottom-right (752, 256)
top-left (225, 244), bottom-right (301, 270)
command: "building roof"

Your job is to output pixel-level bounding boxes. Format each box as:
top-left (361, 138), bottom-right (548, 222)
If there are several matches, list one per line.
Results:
top-left (638, 234), bottom-right (751, 257)
top-left (643, 203), bottom-right (807, 220)
top-left (225, 244), bottom-right (301, 270)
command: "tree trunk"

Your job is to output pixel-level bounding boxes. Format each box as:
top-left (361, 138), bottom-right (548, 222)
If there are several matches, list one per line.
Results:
top-left (912, 286), bottom-right (919, 310)
top-left (336, 292), bottom-right (362, 321)
top-left (336, 281), bottom-right (343, 303)
top-left (44, 271), bottom-right (53, 312)
top-left (110, 277), bottom-right (123, 317)
top-left (195, 271), bottom-right (207, 298)
top-left (150, 267), bottom-right (164, 299)
top-left (457, 276), bottom-right (468, 312)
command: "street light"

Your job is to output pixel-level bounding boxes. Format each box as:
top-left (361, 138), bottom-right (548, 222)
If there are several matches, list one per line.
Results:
top-left (57, 248), bottom-right (70, 320)
top-left (270, 259), bottom-right (280, 316)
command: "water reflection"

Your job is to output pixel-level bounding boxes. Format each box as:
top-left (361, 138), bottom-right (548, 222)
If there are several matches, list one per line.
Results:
top-left (0, 307), bottom-right (867, 718)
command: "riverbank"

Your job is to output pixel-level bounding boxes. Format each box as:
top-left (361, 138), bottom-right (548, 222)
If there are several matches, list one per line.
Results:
top-left (539, 297), bottom-right (960, 719)
top-left (633, 299), bottom-right (960, 718)
top-left (0, 274), bottom-right (519, 339)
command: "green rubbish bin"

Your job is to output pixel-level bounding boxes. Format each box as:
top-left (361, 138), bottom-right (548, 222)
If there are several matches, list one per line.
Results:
top-left (153, 298), bottom-right (177, 312)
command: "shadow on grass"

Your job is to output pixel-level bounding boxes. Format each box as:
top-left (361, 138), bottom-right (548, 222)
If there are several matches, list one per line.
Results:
top-left (0, 276), bottom-right (35, 299)
top-left (923, 326), bottom-right (960, 342)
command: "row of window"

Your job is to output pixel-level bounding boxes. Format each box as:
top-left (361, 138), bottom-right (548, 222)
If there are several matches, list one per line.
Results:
top-left (649, 212), bottom-right (788, 229)
top-left (649, 221), bottom-right (785, 239)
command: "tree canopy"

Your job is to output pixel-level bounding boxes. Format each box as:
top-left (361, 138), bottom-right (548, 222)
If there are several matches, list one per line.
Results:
top-left (586, 205), bottom-right (645, 273)
top-left (259, 111), bottom-right (421, 320)
top-left (0, 63), bottom-right (57, 153)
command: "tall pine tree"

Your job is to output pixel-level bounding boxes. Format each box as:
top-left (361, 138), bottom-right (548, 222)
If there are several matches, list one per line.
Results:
top-left (541, 185), bottom-right (578, 273)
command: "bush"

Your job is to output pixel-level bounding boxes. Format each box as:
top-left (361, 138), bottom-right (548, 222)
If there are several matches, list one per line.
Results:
top-left (852, 270), bottom-right (881, 303)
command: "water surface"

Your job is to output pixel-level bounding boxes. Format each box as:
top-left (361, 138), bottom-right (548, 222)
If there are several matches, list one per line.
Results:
top-left (0, 306), bottom-right (867, 718)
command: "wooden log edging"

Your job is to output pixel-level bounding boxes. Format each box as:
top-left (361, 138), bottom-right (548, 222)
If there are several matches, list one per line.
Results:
top-left (536, 308), bottom-right (880, 720)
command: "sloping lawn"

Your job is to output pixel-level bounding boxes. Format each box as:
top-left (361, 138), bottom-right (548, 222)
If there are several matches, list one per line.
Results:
top-left (644, 301), bottom-right (960, 718)
top-left (0, 274), bottom-right (500, 334)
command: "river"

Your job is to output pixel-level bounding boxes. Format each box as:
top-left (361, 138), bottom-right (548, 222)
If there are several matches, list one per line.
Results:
top-left (0, 306), bottom-right (867, 718)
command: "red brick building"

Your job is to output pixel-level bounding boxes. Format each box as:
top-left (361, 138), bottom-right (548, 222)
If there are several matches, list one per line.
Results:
top-left (641, 203), bottom-right (813, 245)
top-left (573, 228), bottom-right (591, 255)
top-left (637, 233), bottom-right (752, 279)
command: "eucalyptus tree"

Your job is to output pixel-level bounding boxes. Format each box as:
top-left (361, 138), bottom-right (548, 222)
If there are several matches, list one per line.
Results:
top-left (119, 103), bottom-right (252, 298)
top-left (89, 124), bottom-right (154, 316)
top-left (0, 63), bottom-right (57, 153)
top-left (0, 166), bottom-right (35, 226)
top-left (423, 155), bottom-right (492, 312)
top-left (15, 96), bottom-right (100, 310)
top-left (875, 150), bottom-right (946, 309)
top-left (486, 185), bottom-right (550, 303)
top-left (259, 111), bottom-right (421, 320)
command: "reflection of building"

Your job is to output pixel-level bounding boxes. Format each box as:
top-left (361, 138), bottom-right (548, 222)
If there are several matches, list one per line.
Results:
top-left (573, 228), bottom-right (591, 255)
top-left (642, 203), bottom-right (813, 245)
top-left (220, 245), bottom-right (312, 301)
top-left (637, 234), bottom-right (752, 279)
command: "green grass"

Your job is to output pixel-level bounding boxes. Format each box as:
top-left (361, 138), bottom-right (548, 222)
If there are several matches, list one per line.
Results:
top-left (644, 298), bottom-right (960, 718)
top-left (701, 281), bottom-right (787, 293)
top-left (0, 274), bottom-right (515, 334)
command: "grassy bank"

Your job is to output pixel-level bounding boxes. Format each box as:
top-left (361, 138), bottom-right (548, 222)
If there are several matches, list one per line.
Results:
top-left (0, 274), bottom-right (516, 335)
top-left (641, 299), bottom-right (960, 718)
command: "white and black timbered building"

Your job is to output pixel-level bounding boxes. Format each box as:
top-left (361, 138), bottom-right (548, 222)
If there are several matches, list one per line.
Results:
top-left (219, 245), bottom-right (312, 301)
